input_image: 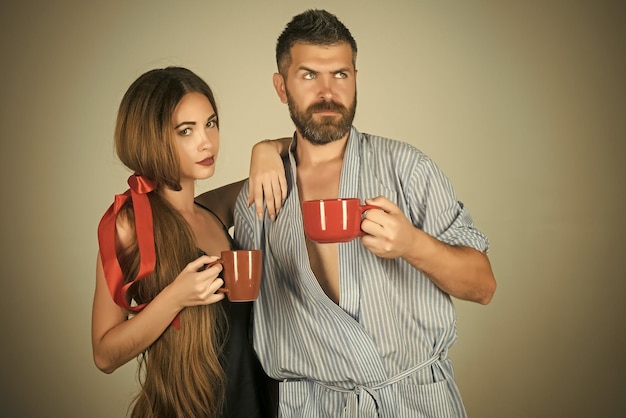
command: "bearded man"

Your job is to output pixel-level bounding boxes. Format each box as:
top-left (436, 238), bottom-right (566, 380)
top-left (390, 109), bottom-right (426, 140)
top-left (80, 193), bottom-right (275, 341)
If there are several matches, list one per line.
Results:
top-left (233, 9), bottom-right (496, 418)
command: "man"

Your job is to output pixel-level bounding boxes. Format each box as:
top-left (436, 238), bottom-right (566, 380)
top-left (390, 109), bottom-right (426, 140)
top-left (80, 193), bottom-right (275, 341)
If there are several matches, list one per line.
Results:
top-left (234, 9), bottom-right (496, 418)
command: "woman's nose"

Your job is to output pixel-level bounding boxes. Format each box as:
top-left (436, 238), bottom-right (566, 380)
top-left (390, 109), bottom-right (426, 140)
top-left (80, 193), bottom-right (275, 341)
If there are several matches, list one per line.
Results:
top-left (198, 130), bottom-right (211, 150)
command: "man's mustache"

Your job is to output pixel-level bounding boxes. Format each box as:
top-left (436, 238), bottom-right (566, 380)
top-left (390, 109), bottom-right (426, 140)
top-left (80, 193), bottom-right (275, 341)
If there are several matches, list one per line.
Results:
top-left (307, 101), bottom-right (347, 113)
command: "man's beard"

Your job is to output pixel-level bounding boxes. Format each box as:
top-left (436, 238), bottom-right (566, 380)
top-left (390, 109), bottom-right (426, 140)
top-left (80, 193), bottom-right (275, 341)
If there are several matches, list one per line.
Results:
top-left (286, 90), bottom-right (357, 145)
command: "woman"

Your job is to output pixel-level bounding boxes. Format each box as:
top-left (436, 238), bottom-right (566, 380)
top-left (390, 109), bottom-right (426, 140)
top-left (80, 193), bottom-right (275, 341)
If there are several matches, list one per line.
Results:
top-left (91, 66), bottom-right (287, 417)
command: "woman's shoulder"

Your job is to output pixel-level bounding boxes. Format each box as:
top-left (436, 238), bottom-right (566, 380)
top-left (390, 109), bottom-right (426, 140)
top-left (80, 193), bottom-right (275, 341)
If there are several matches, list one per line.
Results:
top-left (114, 207), bottom-right (136, 253)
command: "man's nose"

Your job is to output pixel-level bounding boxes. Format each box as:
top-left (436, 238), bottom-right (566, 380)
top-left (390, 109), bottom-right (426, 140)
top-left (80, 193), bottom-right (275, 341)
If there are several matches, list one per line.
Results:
top-left (318, 77), bottom-right (334, 101)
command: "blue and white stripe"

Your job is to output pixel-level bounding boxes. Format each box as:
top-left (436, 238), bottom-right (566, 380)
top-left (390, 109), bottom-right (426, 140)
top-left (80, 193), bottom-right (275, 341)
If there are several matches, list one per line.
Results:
top-left (235, 127), bottom-right (489, 418)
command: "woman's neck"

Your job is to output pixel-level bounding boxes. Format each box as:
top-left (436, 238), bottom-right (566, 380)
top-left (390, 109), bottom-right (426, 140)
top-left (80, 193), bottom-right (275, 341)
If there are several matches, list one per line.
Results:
top-left (159, 180), bottom-right (197, 215)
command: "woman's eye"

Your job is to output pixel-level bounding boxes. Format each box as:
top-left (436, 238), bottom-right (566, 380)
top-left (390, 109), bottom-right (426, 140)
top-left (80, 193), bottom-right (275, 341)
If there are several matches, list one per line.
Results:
top-left (180, 128), bottom-right (191, 135)
top-left (206, 116), bottom-right (218, 128)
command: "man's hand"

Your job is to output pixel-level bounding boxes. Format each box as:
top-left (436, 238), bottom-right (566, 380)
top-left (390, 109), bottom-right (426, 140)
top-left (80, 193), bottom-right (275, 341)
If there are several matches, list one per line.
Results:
top-left (360, 195), bottom-right (417, 259)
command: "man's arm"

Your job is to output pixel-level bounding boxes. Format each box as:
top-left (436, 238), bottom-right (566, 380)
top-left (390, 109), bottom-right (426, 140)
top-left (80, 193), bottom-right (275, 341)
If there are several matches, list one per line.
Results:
top-left (361, 195), bottom-right (496, 304)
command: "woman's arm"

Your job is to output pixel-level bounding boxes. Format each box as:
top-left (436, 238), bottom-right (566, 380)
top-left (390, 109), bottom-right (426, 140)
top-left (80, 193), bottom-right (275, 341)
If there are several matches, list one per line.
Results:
top-left (196, 137), bottom-right (292, 226)
top-left (247, 137), bottom-right (291, 220)
top-left (195, 180), bottom-right (246, 229)
top-left (91, 218), bottom-right (225, 373)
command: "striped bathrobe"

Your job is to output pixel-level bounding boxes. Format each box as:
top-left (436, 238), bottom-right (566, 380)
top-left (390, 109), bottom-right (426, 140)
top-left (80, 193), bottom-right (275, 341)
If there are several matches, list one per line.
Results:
top-left (234, 127), bottom-right (489, 418)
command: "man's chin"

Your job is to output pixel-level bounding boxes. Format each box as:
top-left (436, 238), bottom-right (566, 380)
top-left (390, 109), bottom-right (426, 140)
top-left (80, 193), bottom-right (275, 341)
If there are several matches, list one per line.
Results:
top-left (302, 128), bottom-right (349, 145)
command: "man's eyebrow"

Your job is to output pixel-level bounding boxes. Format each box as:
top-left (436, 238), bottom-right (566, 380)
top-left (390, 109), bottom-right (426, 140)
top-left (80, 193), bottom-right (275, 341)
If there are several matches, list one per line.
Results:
top-left (296, 65), bottom-right (352, 74)
top-left (333, 67), bottom-right (353, 74)
top-left (297, 65), bottom-right (317, 73)
top-left (174, 121), bottom-right (196, 129)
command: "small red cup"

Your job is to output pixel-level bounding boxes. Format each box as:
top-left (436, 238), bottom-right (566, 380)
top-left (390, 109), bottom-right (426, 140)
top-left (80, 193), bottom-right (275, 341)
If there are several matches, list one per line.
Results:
top-left (302, 198), bottom-right (379, 243)
top-left (212, 250), bottom-right (262, 302)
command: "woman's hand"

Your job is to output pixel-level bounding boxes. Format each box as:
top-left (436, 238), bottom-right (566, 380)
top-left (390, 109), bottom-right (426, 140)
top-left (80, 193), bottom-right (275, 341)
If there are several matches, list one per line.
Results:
top-left (167, 255), bottom-right (226, 309)
top-left (248, 138), bottom-right (290, 221)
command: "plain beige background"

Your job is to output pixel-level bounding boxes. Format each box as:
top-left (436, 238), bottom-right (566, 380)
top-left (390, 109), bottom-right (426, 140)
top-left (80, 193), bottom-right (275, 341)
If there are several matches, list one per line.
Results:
top-left (1, 1), bottom-right (624, 417)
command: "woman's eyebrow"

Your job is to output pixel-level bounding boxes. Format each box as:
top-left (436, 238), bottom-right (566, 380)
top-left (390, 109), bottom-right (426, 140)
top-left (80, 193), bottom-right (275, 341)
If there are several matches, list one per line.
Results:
top-left (174, 121), bottom-right (196, 129)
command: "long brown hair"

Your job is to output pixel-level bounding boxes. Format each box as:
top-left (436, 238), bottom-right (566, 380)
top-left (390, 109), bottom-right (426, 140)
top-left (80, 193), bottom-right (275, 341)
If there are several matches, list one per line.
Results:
top-left (114, 67), bottom-right (227, 417)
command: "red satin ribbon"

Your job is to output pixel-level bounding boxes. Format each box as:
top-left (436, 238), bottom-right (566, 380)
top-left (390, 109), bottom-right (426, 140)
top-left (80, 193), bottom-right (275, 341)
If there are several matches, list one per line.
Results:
top-left (97, 174), bottom-right (180, 329)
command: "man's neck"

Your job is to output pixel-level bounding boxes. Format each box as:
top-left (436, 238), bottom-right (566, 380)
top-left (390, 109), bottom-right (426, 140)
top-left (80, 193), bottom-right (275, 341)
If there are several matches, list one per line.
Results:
top-left (295, 133), bottom-right (349, 168)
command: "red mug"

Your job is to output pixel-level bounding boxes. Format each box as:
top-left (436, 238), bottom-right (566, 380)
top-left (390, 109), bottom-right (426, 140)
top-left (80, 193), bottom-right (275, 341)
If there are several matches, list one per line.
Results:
top-left (302, 198), bottom-right (379, 243)
top-left (210, 250), bottom-right (262, 302)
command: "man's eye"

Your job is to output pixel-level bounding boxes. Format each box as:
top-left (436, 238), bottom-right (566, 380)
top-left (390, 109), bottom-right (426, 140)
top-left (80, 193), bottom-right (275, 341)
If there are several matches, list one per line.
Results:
top-left (303, 72), bottom-right (316, 80)
top-left (335, 72), bottom-right (347, 79)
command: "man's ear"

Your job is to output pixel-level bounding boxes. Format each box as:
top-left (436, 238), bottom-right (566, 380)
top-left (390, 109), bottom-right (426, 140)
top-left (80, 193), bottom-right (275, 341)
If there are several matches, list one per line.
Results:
top-left (273, 73), bottom-right (288, 104)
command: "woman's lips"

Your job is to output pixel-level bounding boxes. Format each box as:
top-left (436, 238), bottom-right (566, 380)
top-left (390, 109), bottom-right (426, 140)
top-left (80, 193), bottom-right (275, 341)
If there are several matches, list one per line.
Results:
top-left (197, 156), bottom-right (215, 166)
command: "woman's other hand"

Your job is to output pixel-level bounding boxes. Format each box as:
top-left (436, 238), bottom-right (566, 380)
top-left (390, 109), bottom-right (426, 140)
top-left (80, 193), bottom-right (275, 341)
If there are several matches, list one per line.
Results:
top-left (248, 138), bottom-right (290, 221)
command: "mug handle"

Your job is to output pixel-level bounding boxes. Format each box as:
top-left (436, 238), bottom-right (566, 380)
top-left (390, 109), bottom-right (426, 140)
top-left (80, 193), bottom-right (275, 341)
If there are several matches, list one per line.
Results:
top-left (203, 258), bottom-right (223, 269)
top-left (358, 204), bottom-right (380, 236)
top-left (203, 258), bottom-right (228, 293)
top-left (359, 204), bottom-right (379, 214)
